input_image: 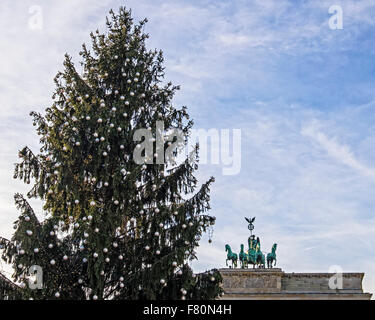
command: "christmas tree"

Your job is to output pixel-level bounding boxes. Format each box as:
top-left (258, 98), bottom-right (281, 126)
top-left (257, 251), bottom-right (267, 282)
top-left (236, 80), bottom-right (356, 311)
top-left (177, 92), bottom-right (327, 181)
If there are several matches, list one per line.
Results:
top-left (0, 7), bottom-right (222, 300)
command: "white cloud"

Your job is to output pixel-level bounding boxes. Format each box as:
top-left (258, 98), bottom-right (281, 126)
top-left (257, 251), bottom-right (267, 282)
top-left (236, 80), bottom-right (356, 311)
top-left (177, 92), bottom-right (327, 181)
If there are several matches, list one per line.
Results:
top-left (302, 121), bottom-right (375, 179)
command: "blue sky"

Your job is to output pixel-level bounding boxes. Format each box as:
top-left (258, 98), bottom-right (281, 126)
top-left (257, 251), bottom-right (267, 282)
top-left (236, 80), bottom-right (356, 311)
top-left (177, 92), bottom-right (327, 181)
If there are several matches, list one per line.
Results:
top-left (1, 0), bottom-right (375, 295)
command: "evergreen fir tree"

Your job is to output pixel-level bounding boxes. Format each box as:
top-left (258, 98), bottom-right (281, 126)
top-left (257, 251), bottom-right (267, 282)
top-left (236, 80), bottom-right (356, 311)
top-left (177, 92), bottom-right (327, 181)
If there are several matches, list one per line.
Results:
top-left (0, 7), bottom-right (222, 300)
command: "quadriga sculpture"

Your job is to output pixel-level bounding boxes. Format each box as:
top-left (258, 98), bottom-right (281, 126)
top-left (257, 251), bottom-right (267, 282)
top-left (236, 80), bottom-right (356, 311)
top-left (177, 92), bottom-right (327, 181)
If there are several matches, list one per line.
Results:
top-left (224, 217), bottom-right (277, 269)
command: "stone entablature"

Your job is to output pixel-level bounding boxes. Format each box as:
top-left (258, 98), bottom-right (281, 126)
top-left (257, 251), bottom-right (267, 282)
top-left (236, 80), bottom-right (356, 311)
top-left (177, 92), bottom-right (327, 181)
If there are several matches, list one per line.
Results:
top-left (219, 268), bottom-right (372, 300)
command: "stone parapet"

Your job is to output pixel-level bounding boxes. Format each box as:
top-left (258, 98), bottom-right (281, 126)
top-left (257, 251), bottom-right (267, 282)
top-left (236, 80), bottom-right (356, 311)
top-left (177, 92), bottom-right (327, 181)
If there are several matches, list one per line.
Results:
top-left (219, 268), bottom-right (372, 300)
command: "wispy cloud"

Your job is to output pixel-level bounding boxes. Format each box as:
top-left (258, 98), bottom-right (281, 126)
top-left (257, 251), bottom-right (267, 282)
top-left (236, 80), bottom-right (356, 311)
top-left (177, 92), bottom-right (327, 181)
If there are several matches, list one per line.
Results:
top-left (302, 121), bottom-right (375, 179)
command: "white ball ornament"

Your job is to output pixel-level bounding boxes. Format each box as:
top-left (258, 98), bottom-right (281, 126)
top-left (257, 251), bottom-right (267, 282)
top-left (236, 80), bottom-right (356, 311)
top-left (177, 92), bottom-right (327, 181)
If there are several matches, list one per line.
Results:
top-left (97, 118), bottom-right (103, 123)
top-left (156, 250), bottom-right (161, 255)
top-left (103, 152), bottom-right (108, 157)
top-left (93, 252), bottom-right (98, 258)
top-left (95, 228), bottom-right (99, 233)
top-left (114, 200), bottom-right (119, 205)
top-left (113, 242), bottom-right (118, 248)
top-left (105, 258), bottom-right (110, 263)
top-left (26, 230), bottom-right (33, 236)
top-left (63, 255), bottom-right (68, 261)
top-left (34, 248), bottom-right (39, 253)
top-left (75, 199), bottom-right (79, 204)
top-left (145, 246), bottom-right (150, 251)
top-left (155, 232), bottom-right (159, 236)
top-left (136, 72), bottom-right (140, 77)
top-left (103, 248), bottom-right (108, 253)
top-left (48, 244), bottom-right (53, 249)
top-left (118, 255), bottom-right (123, 260)
top-left (83, 258), bottom-right (88, 263)
top-left (93, 295), bottom-right (98, 300)
top-left (120, 95), bottom-right (125, 100)
top-left (182, 224), bottom-right (187, 229)
top-left (90, 201), bottom-right (96, 206)
top-left (55, 292), bottom-right (60, 298)
top-left (19, 249), bottom-right (25, 255)
top-left (172, 261), bottom-right (177, 267)
top-left (25, 216), bottom-right (30, 221)
top-left (75, 142), bottom-right (80, 146)
top-left (86, 116), bottom-right (91, 120)
top-left (50, 259), bottom-right (56, 265)
top-left (104, 182), bottom-right (109, 187)
top-left (160, 279), bottom-right (165, 284)
top-left (120, 283), bottom-right (124, 288)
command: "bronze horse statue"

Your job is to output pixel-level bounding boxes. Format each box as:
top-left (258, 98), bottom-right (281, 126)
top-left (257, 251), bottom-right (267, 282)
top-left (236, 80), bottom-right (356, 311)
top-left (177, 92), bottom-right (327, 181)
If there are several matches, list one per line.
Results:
top-left (267, 243), bottom-right (277, 268)
top-left (225, 244), bottom-right (238, 268)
